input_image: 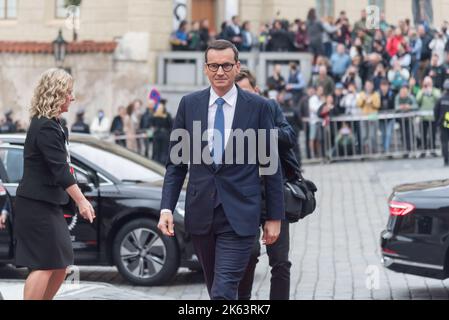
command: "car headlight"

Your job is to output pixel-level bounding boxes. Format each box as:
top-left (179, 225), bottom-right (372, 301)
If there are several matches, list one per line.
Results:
top-left (175, 202), bottom-right (185, 217)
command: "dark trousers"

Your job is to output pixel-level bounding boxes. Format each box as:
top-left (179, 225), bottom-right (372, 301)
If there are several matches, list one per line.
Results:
top-left (422, 121), bottom-right (437, 150)
top-left (400, 118), bottom-right (415, 152)
top-left (441, 128), bottom-right (449, 164)
top-left (190, 205), bottom-right (256, 300)
top-left (238, 219), bottom-right (291, 300)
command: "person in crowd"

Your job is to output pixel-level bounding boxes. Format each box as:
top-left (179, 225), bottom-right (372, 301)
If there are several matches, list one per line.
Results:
top-left (386, 27), bottom-right (404, 58)
top-left (298, 86), bottom-right (315, 159)
top-left (285, 62), bottom-right (306, 105)
top-left (306, 8), bottom-right (324, 61)
top-left (429, 32), bottom-right (447, 67)
top-left (321, 16), bottom-right (339, 58)
top-left (241, 21), bottom-right (255, 52)
top-left (409, 28), bottom-right (423, 78)
top-left (139, 98), bottom-right (155, 158)
top-left (170, 20), bottom-right (189, 51)
top-left (14, 68), bottom-right (95, 300)
top-left (372, 63), bottom-right (388, 91)
top-left (294, 19), bottom-right (309, 52)
top-left (199, 19), bottom-right (211, 51)
top-left (188, 21), bottom-right (201, 51)
top-left (310, 65), bottom-right (335, 96)
top-left (308, 85), bottom-right (325, 158)
top-left (267, 64), bottom-right (286, 99)
top-left (395, 84), bottom-right (419, 153)
top-left (225, 15), bottom-right (243, 49)
top-left (124, 102), bottom-right (138, 152)
top-left (378, 79), bottom-right (396, 153)
top-left (341, 82), bottom-right (362, 154)
top-left (110, 106), bottom-right (127, 147)
top-left (388, 60), bottom-right (411, 93)
top-left (390, 43), bottom-right (412, 69)
top-left (235, 67), bottom-right (300, 301)
top-left (424, 53), bottom-right (447, 89)
top-left (356, 80), bottom-right (381, 154)
top-left (342, 65), bottom-right (363, 92)
top-left (349, 37), bottom-right (366, 60)
top-left (416, 76), bottom-right (441, 155)
top-left (0, 110), bottom-right (17, 133)
top-left (417, 24), bottom-right (433, 83)
top-left (330, 43), bottom-right (351, 82)
top-left (434, 79), bottom-right (449, 166)
top-left (71, 109), bottom-right (90, 134)
top-left (90, 109), bottom-right (110, 139)
top-left (150, 99), bottom-right (172, 165)
top-left (268, 19), bottom-right (295, 52)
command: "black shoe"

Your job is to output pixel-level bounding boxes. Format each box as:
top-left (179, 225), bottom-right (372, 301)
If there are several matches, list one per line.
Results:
top-left (431, 152), bottom-right (438, 157)
top-left (419, 152), bottom-right (426, 158)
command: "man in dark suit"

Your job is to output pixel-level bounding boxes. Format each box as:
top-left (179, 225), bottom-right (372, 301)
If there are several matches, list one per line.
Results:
top-left (158, 40), bottom-right (284, 300)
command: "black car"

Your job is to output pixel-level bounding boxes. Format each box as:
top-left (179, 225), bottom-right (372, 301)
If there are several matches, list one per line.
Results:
top-left (381, 179), bottom-right (449, 280)
top-left (0, 133), bottom-right (199, 286)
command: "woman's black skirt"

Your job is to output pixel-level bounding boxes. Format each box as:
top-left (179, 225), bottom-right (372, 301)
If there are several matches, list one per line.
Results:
top-left (14, 196), bottom-right (74, 270)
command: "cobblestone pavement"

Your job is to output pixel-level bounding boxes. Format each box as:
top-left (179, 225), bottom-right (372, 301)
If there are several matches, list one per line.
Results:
top-left (1, 157), bottom-right (449, 300)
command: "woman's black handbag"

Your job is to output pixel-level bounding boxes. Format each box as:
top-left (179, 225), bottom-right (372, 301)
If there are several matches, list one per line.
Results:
top-left (283, 176), bottom-right (318, 223)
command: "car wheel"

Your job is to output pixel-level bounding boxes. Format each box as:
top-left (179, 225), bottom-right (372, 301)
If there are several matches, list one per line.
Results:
top-left (112, 218), bottom-right (180, 286)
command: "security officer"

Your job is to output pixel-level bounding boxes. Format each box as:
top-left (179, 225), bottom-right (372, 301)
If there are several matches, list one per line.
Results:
top-left (71, 109), bottom-right (90, 134)
top-left (434, 79), bottom-right (449, 166)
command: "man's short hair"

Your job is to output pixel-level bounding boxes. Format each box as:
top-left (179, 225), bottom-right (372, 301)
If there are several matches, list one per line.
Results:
top-left (235, 67), bottom-right (257, 89)
top-left (205, 40), bottom-right (239, 63)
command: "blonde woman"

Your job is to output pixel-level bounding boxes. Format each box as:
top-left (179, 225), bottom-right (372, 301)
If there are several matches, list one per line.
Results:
top-left (14, 68), bottom-right (95, 300)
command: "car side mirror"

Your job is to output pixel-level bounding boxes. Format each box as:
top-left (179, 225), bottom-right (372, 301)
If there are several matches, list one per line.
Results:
top-left (76, 171), bottom-right (94, 192)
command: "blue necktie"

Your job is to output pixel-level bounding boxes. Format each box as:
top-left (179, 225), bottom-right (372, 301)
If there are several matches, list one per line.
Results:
top-left (212, 97), bottom-right (225, 165)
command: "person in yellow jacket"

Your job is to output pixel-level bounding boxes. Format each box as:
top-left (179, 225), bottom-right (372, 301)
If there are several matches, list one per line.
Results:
top-left (356, 80), bottom-right (381, 153)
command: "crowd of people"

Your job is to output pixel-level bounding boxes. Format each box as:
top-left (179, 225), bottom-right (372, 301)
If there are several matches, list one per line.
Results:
top-left (1, 93), bottom-right (173, 166)
top-left (69, 95), bottom-right (173, 165)
top-left (251, 8), bottom-right (449, 164)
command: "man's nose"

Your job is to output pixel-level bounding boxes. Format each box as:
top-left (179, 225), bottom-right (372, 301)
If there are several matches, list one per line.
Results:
top-left (216, 66), bottom-right (225, 75)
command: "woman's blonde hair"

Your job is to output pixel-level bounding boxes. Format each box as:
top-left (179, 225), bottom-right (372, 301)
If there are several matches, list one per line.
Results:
top-left (30, 68), bottom-right (73, 119)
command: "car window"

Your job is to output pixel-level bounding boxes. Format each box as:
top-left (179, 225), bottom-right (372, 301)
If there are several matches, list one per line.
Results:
top-left (0, 148), bottom-right (24, 183)
top-left (70, 143), bottom-right (164, 183)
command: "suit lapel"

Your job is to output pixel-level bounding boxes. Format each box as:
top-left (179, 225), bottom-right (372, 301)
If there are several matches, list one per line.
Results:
top-left (196, 88), bottom-right (215, 173)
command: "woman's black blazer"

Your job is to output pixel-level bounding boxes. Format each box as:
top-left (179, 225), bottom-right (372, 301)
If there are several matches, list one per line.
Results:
top-left (16, 116), bottom-right (77, 205)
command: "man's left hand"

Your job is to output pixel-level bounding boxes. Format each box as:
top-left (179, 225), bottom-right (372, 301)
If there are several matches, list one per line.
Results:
top-left (262, 220), bottom-right (281, 246)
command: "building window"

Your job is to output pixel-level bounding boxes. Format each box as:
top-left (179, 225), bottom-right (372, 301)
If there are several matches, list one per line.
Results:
top-left (368, 0), bottom-right (385, 13)
top-left (316, 0), bottom-right (334, 18)
top-left (55, 0), bottom-right (80, 19)
top-left (0, 0), bottom-right (17, 19)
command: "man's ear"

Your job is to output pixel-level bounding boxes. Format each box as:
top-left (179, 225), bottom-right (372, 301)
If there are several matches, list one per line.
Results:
top-left (255, 86), bottom-right (261, 94)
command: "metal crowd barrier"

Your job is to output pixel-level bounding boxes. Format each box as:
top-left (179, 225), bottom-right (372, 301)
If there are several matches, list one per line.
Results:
top-left (102, 111), bottom-right (440, 164)
top-left (301, 111), bottom-right (440, 163)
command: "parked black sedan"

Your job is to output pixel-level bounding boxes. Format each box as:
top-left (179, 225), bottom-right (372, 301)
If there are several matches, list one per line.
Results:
top-left (0, 133), bottom-right (199, 286)
top-left (381, 179), bottom-right (449, 280)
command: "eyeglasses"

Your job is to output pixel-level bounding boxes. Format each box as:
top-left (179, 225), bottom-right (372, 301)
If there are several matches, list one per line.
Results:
top-left (206, 63), bottom-right (235, 72)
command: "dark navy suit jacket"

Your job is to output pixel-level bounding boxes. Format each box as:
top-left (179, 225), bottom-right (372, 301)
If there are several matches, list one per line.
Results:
top-left (161, 86), bottom-right (285, 236)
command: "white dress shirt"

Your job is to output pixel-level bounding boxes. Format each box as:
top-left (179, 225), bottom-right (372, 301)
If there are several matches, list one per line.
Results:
top-left (207, 84), bottom-right (238, 152)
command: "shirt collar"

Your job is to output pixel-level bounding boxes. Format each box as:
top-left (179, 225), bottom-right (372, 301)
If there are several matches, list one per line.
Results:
top-left (209, 84), bottom-right (238, 108)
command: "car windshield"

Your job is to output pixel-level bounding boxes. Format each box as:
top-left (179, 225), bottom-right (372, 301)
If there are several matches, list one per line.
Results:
top-left (70, 142), bottom-right (165, 183)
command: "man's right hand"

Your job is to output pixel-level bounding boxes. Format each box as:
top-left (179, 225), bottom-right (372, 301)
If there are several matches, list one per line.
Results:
top-left (158, 211), bottom-right (175, 237)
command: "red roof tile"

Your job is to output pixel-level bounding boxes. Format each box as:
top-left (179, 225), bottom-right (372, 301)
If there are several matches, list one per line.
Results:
top-left (0, 41), bottom-right (117, 54)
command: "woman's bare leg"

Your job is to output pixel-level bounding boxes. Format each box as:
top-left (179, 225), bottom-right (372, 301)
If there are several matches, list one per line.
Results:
top-left (43, 269), bottom-right (67, 300)
top-left (23, 270), bottom-right (53, 300)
